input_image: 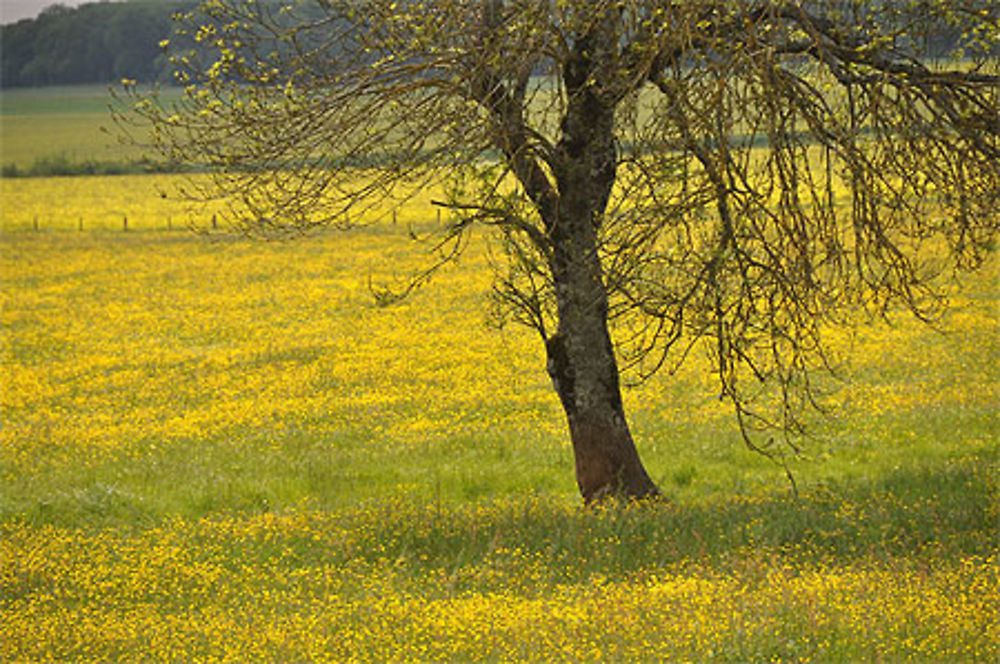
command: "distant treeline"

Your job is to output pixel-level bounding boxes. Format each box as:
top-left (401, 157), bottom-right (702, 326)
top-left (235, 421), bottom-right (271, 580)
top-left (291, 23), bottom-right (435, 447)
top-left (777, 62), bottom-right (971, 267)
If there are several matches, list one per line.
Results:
top-left (2, 1), bottom-right (196, 88)
top-left (2, 1), bottom-right (989, 90)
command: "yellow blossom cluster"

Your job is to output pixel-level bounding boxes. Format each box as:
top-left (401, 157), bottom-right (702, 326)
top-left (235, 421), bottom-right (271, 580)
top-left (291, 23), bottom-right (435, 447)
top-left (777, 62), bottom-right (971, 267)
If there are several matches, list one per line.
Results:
top-left (1, 175), bottom-right (226, 232)
top-left (0, 221), bottom-right (560, 480)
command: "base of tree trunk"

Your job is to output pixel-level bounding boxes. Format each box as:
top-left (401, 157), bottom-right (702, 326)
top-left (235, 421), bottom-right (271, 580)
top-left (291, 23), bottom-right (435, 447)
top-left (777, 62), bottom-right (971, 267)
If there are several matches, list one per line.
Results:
top-left (569, 414), bottom-right (661, 504)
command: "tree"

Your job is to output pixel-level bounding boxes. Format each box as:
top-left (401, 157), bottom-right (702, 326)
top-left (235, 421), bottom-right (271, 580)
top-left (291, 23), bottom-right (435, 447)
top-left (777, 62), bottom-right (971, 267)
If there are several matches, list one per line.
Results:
top-left (1, 2), bottom-right (192, 88)
top-left (121, 0), bottom-right (999, 502)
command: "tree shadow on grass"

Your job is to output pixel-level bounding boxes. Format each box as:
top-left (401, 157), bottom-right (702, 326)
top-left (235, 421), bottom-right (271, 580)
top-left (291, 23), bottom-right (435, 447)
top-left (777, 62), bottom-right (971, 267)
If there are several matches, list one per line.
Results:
top-left (6, 446), bottom-right (995, 590)
top-left (184, 451), bottom-right (997, 587)
top-left (370, 454), bottom-right (993, 575)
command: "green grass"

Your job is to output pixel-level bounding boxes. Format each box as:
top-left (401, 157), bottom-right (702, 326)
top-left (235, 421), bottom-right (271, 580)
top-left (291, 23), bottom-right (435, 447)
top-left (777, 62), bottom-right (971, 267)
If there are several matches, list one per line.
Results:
top-left (0, 84), bottom-right (182, 173)
top-left (2, 226), bottom-right (997, 663)
top-left (6, 394), bottom-right (995, 576)
top-left (1, 228), bottom-right (996, 530)
top-left (1, 83), bottom-right (998, 660)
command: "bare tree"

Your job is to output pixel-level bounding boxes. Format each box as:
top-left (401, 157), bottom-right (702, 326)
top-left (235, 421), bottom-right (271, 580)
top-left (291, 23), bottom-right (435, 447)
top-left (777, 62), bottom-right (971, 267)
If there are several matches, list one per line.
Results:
top-left (120, 0), bottom-right (999, 502)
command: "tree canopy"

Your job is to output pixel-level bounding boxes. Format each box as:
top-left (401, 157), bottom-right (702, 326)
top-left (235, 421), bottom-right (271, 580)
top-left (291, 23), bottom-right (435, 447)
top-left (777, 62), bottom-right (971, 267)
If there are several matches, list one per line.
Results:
top-left (1, 1), bottom-right (195, 88)
top-left (123, 0), bottom-right (1000, 500)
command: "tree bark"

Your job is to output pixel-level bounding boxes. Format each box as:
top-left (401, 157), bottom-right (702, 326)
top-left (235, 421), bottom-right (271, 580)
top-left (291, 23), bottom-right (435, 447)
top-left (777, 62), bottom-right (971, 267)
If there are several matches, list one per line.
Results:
top-left (541, 23), bottom-right (661, 503)
top-left (545, 270), bottom-right (661, 503)
top-left (544, 189), bottom-right (660, 502)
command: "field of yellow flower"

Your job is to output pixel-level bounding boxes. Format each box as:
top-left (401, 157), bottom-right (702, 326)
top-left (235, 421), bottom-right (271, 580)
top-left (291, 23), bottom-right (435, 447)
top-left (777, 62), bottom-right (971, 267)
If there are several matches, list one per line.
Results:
top-left (1, 173), bottom-right (998, 662)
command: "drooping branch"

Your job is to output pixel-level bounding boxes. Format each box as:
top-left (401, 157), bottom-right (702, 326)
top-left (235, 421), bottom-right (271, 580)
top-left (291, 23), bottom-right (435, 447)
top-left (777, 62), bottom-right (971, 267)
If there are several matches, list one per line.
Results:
top-left (119, 0), bottom-right (1000, 470)
top-left (606, 0), bottom-right (1000, 452)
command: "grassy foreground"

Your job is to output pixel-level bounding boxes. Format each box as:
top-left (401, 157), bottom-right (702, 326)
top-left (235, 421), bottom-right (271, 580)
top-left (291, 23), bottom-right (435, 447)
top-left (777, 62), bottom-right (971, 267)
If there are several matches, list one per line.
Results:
top-left (1, 176), bottom-right (998, 661)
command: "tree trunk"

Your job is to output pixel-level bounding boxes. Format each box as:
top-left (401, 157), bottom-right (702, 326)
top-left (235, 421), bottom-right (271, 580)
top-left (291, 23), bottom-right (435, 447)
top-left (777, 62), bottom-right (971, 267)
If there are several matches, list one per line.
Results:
top-left (542, 33), bottom-right (660, 502)
top-left (543, 185), bottom-right (661, 501)
top-left (545, 278), bottom-right (661, 502)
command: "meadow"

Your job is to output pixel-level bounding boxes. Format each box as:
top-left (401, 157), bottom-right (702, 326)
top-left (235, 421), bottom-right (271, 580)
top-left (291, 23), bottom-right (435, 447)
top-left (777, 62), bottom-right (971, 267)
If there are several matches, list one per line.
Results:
top-left (1, 85), bottom-right (183, 175)
top-left (1, 171), bottom-right (998, 662)
top-left (1, 83), bottom-right (999, 660)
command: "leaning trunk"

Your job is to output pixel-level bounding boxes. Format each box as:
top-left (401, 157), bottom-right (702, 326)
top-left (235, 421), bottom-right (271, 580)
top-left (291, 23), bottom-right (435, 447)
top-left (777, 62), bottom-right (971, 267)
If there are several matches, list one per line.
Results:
top-left (531, 12), bottom-right (660, 502)
top-left (545, 263), bottom-right (661, 502)
top-left (545, 143), bottom-right (660, 503)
